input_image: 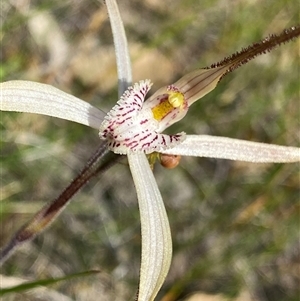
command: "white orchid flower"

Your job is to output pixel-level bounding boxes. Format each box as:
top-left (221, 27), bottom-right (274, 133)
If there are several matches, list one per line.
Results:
top-left (1, 0), bottom-right (299, 300)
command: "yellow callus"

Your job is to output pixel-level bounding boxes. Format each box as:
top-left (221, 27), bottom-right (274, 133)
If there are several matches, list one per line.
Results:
top-left (168, 91), bottom-right (184, 108)
top-left (151, 91), bottom-right (185, 121)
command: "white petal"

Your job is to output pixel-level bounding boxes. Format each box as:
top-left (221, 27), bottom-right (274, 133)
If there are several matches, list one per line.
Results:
top-left (161, 135), bottom-right (300, 163)
top-left (128, 153), bottom-right (172, 301)
top-left (0, 81), bottom-right (105, 129)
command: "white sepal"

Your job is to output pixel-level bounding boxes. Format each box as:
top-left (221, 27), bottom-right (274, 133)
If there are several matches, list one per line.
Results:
top-left (161, 135), bottom-right (300, 163)
top-left (128, 153), bottom-right (172, 301)
top-left (1, 81), bottom-right (105, 129)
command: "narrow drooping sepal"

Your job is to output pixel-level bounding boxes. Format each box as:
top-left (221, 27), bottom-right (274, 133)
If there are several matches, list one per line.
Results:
top-left (128, 153), bottom-right (172, 301)
top-left (99, 80), bottom-right (186, 154)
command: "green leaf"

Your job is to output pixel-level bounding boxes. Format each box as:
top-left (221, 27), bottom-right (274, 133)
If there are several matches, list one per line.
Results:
top-left (0, 270), bottom-right (100, 296)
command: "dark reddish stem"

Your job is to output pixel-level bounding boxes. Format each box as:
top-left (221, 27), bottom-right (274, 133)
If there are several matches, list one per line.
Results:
top-left (0, 142), bottom-right (121, 265)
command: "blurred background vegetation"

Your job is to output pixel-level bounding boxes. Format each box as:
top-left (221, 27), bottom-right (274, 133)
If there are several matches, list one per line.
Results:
top-left (1, 0), bottom-right (299, 300)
